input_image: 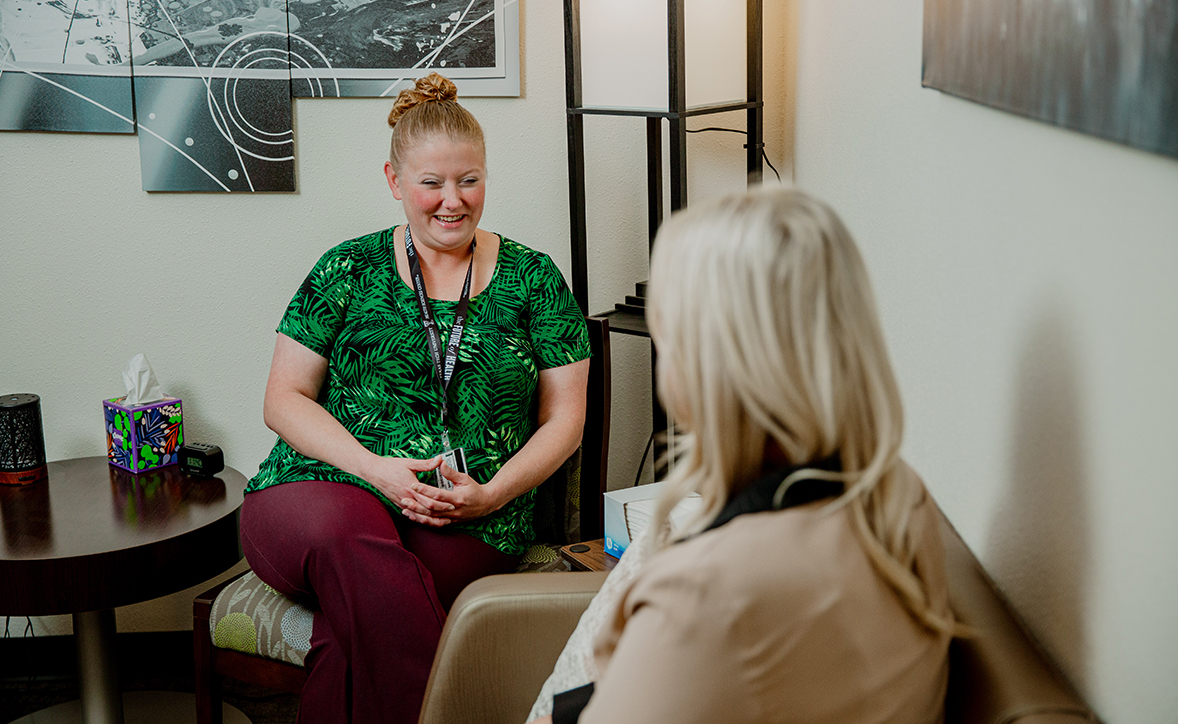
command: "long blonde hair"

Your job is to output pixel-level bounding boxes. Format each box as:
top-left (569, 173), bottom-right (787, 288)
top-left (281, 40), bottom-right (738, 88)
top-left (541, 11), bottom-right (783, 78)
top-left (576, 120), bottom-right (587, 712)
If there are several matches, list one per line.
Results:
top-left (647, 186), bottom-right (953, 633)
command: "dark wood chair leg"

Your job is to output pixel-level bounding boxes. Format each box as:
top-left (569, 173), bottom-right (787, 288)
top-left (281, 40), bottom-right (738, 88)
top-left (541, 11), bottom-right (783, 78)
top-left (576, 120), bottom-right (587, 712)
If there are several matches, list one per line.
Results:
top-left (194, 624), bottom-right (223, 724)
top-left (195, 577), bottom-right (237, 724)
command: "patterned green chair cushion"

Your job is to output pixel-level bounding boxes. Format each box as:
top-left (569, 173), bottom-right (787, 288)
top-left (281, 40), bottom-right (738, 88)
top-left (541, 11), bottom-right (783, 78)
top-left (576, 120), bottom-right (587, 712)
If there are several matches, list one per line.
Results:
top-left (210, 450), bottom-right (582, 664)
top-left (210, 543), bottom-right (571, 665)
top-left (210, 571), bottom-right (312, 666)
top-left (516, 542), bottom-right (573, 574)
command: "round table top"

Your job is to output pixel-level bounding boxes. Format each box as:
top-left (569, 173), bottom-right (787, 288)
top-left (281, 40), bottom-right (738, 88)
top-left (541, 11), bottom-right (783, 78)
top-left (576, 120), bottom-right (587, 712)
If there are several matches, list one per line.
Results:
top-left (0, 457), bottom-right (247, 615)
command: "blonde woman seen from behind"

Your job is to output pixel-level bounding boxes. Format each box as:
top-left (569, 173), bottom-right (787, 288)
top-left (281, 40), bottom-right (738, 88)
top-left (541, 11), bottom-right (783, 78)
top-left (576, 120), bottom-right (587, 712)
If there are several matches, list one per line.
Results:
top-left (533, 187), bottom-right (956, 724)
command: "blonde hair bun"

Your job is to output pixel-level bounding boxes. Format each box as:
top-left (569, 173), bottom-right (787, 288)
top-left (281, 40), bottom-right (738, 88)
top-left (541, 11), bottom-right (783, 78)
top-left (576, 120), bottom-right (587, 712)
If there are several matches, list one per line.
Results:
top-left (386, 72), bottom-right (485, 170)
top-left (388, 73), bottom-right (459, 129)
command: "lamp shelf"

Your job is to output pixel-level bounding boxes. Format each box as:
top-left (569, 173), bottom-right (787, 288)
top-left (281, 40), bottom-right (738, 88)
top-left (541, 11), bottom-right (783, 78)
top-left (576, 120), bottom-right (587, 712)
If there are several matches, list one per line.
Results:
top-left (592, 309), bottom-right (650, 338)
top-left (568, 100), bottom-right (764, 120)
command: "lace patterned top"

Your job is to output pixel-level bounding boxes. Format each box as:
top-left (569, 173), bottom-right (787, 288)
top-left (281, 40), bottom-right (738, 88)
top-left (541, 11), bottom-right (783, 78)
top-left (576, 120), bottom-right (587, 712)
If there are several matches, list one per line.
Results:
top-left (248, 227), bottom-right (590, 556)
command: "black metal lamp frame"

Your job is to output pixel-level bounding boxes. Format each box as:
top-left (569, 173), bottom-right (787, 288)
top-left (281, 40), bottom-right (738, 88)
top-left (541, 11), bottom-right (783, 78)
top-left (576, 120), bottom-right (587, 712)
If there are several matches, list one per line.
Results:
top-left (564, 0), bottom-right (765, 319)
top-left (564, 0), bottom-right (764, 468)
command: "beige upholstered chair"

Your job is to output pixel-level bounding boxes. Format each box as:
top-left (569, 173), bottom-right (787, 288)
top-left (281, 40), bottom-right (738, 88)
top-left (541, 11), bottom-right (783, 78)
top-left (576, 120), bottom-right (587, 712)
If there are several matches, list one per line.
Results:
top-left (414, 507), bottom-right (1099, 724)
top-left (193, 317), bottom-right (612, 724)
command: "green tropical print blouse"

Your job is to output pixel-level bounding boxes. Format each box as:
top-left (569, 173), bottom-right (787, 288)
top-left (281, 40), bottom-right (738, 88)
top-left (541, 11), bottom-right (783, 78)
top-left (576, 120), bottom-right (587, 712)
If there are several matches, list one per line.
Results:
top-left (248, 227), bottom-right (590, 556)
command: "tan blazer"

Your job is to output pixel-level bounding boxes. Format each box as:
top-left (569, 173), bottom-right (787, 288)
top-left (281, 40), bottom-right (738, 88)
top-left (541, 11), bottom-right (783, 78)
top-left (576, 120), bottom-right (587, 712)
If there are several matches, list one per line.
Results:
top-left (580, 492), bottom-right (952, 724)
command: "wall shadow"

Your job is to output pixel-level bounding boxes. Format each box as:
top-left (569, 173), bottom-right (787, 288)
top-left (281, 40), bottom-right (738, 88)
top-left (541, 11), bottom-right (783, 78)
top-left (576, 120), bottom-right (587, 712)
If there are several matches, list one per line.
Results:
top-left (984, 300), bottom-right (1091, 693)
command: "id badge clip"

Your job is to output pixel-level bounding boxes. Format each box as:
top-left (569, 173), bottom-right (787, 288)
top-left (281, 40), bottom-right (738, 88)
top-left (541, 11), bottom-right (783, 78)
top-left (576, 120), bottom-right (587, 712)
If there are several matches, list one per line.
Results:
top-left (435, 422), bottom-right (467, 490)
top-left (435, 447), bottom-right (467, 490)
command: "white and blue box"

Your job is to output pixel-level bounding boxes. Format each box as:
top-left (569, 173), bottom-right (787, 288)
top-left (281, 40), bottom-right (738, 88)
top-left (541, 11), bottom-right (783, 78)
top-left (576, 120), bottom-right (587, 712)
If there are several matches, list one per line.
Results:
top-left (603, 482), bottom-right (701, 558)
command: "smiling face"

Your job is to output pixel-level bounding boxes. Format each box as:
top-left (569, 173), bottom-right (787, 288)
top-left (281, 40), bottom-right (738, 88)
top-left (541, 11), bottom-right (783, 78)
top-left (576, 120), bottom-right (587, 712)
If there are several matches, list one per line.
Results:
top-left (385, 133), bottom-right (486, 253)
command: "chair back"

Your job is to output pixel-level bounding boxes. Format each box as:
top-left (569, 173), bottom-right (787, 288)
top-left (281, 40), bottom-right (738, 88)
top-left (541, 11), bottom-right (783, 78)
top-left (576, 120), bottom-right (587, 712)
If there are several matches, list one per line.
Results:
top-left (939, 513), bottom-right (1097, 724)
top-left (529, 316), bottom-right (611, 546)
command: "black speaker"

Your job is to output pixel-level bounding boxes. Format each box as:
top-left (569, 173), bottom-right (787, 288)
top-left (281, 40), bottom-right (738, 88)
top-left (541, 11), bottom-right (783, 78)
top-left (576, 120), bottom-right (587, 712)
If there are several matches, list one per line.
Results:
top-left (0, 393), bottom-right (48, 486)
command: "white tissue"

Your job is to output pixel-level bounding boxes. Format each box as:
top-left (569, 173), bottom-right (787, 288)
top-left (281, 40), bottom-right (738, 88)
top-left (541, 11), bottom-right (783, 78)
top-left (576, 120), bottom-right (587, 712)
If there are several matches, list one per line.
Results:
top-left (121, 353), bottom-right (165, 405)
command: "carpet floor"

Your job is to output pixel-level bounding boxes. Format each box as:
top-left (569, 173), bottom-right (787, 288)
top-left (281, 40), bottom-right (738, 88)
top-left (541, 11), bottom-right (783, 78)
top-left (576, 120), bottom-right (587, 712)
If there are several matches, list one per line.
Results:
top-left (0, 675), bottom-right (300, 723)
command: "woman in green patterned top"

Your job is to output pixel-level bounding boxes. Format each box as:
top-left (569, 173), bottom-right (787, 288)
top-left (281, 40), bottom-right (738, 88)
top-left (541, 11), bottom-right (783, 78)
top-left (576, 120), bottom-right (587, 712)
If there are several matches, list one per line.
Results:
top-left (240, 73), bottom-right (590, 724)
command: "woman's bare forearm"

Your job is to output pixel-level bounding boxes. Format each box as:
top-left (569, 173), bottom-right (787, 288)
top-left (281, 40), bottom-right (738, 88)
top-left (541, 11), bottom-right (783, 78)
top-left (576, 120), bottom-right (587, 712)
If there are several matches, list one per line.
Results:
top-left (263, 387), bottom-right (378, 480)
top-left (482, 409), bottom-right (584, 510)
top-left (262, 333), bottom-right (383, 481)
top-left (264, 384), bottom-right (447, 516)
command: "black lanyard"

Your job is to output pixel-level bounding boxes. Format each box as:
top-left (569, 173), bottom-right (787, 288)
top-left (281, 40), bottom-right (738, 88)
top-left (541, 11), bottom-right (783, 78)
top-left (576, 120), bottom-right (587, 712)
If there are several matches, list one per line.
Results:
top-left (403, 225), bottom-right (475, 442)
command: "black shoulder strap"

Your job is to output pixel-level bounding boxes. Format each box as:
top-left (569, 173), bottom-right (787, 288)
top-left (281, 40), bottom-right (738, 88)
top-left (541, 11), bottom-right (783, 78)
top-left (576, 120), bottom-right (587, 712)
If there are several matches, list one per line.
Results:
top-left (703, 457), bottom-right (844, 534)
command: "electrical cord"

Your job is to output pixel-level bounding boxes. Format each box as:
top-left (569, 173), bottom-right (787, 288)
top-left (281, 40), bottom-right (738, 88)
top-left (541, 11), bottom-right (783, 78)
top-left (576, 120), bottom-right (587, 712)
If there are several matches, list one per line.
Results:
top-left (687, 127), bottom-right (746, 134)
top-left (2, 616), bottom-right (36, 638)
top-left (686, 126), bottom-right (782, 182)
top-left (2, 615), bottom-right (39, 684)
top-left (762, 152), bottom-right (781, 182)
top-left (633, 430), bottom-right (655, 487)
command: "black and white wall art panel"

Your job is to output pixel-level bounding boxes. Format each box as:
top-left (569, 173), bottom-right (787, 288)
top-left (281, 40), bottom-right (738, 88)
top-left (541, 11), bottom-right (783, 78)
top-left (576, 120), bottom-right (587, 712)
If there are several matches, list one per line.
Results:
top-left (0, 0), bottom-right (518, 191)
top-left (923, 0), bottom-right (1178, 160)
top-left (0, 0), bottom-right (136, 132)
top-left (129, 0), bottom-right (294, 191)
top-left (288, 0), bottom-right (511, 98)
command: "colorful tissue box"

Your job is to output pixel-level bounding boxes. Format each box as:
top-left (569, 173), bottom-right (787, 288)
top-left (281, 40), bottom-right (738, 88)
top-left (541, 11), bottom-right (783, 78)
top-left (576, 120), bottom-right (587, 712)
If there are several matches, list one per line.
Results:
top-left (104, 396), bottom-right (184, 473)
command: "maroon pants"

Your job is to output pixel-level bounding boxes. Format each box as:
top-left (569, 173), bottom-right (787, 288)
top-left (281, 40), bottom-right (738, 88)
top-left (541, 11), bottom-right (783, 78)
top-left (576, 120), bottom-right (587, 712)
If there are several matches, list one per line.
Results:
top-left (240, 480), bottom-right (520, 724)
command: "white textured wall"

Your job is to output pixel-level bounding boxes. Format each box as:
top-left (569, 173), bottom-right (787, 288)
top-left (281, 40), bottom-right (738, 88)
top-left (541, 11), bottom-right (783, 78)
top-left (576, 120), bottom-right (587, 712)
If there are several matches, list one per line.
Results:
top-left (793, 2), bottom-right (1178, 722)
top-left (0, 1), bottom-right (789, 634)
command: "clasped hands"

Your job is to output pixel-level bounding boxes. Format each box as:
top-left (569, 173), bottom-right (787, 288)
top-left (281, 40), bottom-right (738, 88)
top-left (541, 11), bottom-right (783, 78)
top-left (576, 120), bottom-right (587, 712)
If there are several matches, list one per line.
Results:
top-left (363, 454), bottom-right (502, 527)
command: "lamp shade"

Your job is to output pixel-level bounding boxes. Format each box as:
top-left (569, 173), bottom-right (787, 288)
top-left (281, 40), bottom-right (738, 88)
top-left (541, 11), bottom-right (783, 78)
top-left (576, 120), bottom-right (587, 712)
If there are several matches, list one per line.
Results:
top-left (0, 393), bottom-right (48, 486)
top-left (578, 0), bottom-right (747, 112)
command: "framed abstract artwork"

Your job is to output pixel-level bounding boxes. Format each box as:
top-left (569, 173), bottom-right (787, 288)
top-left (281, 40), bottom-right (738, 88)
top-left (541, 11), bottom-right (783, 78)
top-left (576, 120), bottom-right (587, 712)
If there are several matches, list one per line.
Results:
top-left (0, 0), bottom-right (519, 191)
top-left (923, 0), bottom-right (1178, 160)
top-left (0, 0), bottom-right (136, 133)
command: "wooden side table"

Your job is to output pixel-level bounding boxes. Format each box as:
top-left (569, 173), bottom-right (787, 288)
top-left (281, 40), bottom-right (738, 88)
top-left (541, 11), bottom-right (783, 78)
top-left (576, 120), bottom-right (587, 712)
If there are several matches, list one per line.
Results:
top-left (560, 538), bottom-right (618, 573)
top-left (0, 456), bottom-right (249, 724)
